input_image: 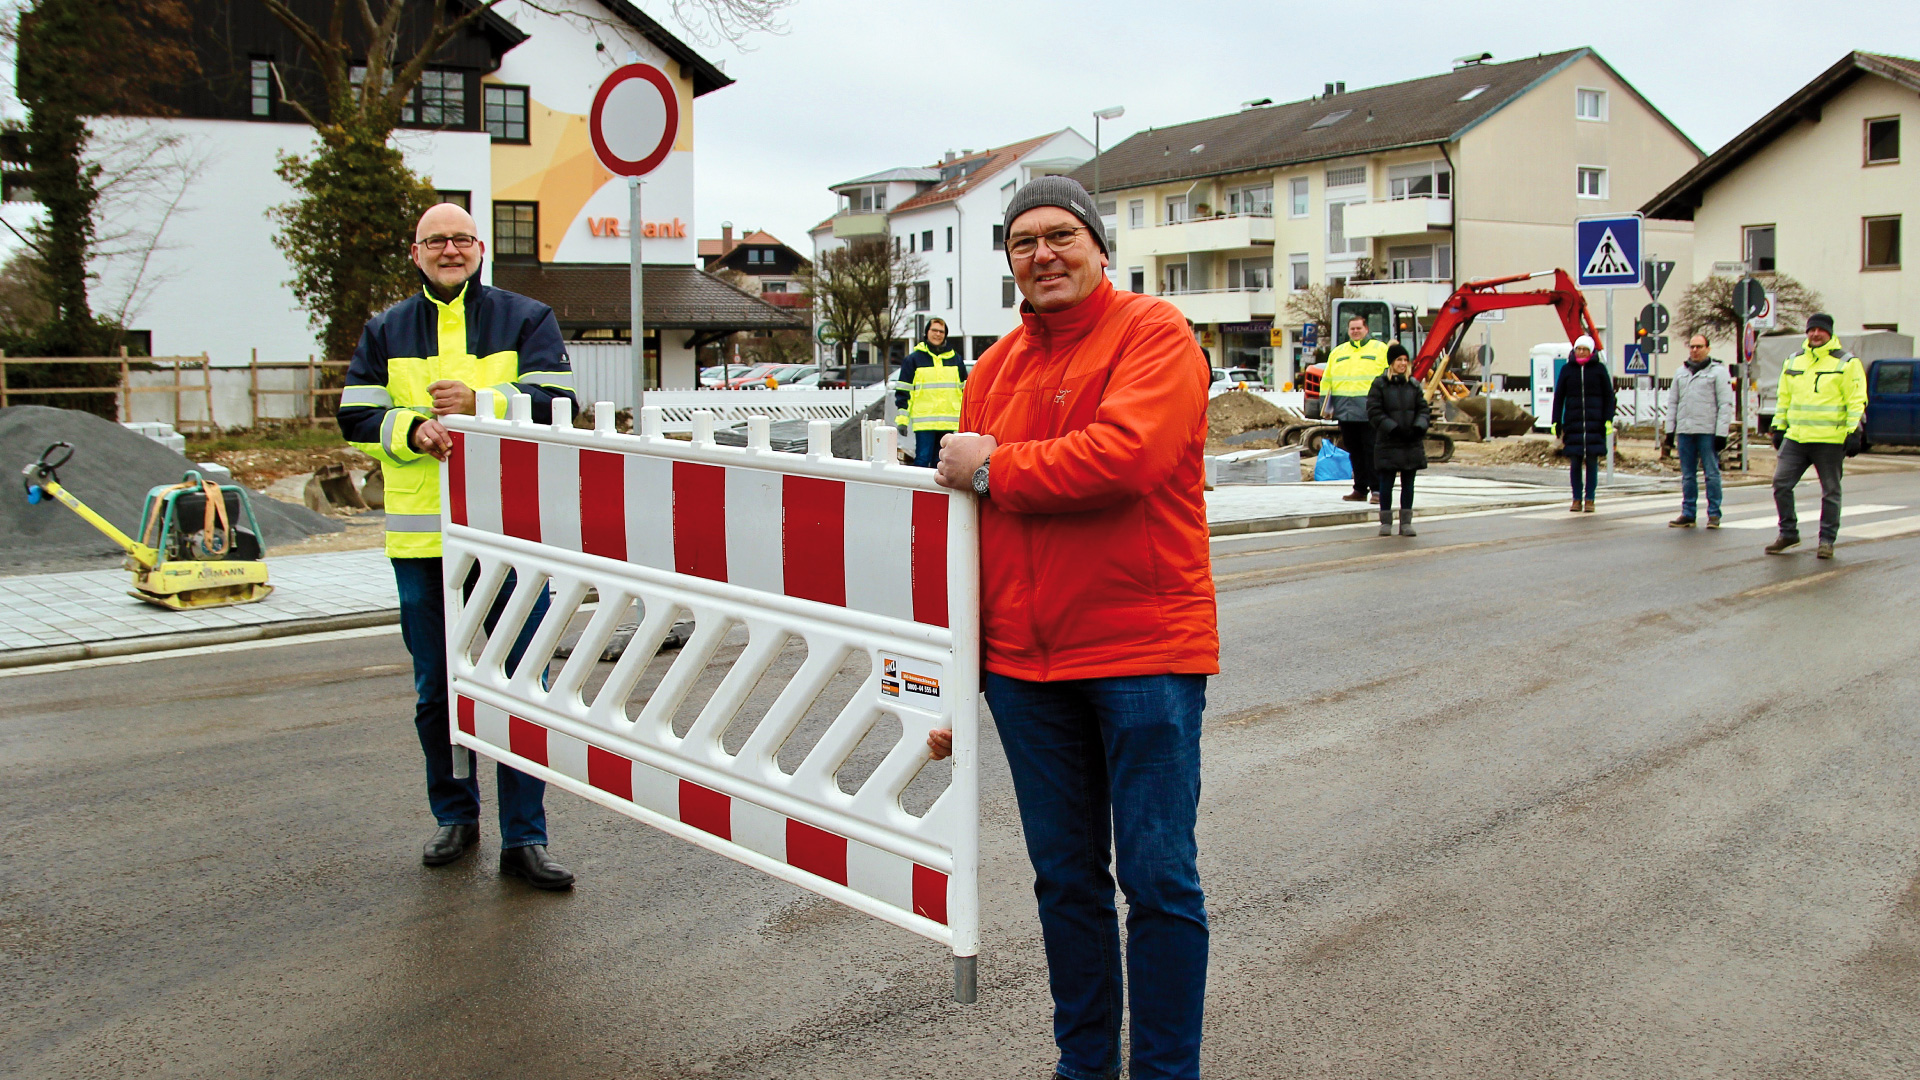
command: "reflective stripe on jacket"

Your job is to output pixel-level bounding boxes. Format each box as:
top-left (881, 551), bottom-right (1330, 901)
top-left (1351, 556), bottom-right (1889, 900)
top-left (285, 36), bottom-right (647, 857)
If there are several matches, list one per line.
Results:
top-left (337, 278), bottom-right (575, 558)
top-left (1773, 338), bottom-right (1866, 444)
top-left (1323, 338), bottom-right (1390, 421)
top-left (960, 277), bottom-right (1218, 681)
top-left (902, 341), bottom-right (963, 432)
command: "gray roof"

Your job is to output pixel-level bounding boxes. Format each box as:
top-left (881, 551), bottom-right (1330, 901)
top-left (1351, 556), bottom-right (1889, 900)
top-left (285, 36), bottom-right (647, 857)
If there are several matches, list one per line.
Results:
top-left (492, 264), bottom-right (805, 331)
top-left (1069, 48), bottom-right (1693, 191)
top-left (1644, 51), bottom-right (1920, 220)
top-left (830, 167), bottom-right (940, 190)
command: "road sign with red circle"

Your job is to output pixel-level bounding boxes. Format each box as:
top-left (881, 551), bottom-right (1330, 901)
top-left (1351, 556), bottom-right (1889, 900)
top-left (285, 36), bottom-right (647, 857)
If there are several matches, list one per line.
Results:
top-left (588, 64), bottom-right (679, 178)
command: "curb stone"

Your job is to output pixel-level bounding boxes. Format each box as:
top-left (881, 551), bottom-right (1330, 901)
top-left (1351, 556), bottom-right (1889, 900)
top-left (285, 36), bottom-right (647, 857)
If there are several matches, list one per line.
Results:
top-left (0, 609), bottom-right (400, 670)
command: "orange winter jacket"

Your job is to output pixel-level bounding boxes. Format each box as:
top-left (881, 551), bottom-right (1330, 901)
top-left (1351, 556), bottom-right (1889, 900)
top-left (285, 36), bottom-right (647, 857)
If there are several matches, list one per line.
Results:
top-left (961, 278), bottom-right (1218, 681)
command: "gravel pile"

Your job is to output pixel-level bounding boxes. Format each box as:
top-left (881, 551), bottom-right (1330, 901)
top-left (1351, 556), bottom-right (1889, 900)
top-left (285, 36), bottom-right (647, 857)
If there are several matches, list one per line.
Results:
top-left (1206, 390), bottom-right (1289, 438)
top-left (0, 406), bottom-right (342, 575)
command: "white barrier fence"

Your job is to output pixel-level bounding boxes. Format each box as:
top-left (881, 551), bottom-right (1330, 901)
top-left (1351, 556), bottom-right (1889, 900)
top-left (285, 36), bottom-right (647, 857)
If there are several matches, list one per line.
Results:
top-left (439, 393), bottom-right (981, 999)
top-left (641, 387), bottom-right (889, 433)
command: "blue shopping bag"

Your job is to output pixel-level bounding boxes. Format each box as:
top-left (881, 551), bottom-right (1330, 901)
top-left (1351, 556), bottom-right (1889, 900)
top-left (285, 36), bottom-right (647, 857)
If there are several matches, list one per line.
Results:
top-left (1312, 439), bottom-right (1353, 482)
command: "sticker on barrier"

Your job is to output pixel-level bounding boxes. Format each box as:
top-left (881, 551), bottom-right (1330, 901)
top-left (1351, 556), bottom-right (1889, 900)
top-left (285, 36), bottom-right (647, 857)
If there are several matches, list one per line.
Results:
top-left (439, 394), bottom-right (981, 1000)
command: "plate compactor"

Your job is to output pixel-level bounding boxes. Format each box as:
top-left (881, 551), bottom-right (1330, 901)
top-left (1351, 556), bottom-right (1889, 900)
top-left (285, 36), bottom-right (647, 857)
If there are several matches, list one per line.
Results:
top-left (22, 441), bottom-right (273, 610)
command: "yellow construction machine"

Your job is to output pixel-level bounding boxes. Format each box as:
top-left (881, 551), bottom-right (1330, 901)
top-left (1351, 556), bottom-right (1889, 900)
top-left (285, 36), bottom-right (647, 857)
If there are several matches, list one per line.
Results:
top-left (22, 441), bottom-right (273, 610)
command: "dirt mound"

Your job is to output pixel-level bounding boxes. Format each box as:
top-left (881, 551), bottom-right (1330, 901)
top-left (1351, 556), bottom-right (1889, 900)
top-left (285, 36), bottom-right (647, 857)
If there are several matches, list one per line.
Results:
top-left (1, 405), bottom-right (342, 574)
top-left (1447, 396), bottom-right (1537, 437)
top-left (209, 444), bottom-right (374, 490)
top-left (1207, 390), bottom-right (1288, 438)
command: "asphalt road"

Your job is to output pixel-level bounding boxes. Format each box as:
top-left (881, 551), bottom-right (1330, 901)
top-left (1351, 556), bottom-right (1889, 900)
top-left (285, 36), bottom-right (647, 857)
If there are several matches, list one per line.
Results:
top-left (5, 467), bottom-right (1919, 1079)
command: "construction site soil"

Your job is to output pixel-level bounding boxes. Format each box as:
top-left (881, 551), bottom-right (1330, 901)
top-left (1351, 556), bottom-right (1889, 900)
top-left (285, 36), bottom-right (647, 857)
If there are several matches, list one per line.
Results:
top-left (0, 406), bottom-right (342, 575)
top-left (205, 443), bottom-right (374, 490)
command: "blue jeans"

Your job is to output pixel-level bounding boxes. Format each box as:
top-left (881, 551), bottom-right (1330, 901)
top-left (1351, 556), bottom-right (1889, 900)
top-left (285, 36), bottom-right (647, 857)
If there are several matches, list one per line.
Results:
top-left (1568, 453), bottom-right (1599, 501)
top-left (1675, 432), bottom-right (1722, 519)
top-left (986, 672), bottom-right (1209, 1080)
top-left (913, 430), bottom-right (944, 469)
top-left (394, 558), bottom-right (550, 849)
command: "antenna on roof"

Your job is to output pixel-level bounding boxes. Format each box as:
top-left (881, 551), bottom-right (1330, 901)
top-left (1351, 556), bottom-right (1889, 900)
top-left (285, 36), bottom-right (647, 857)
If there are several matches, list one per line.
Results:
top-left (1453, 52), bottom-right (1493, 68)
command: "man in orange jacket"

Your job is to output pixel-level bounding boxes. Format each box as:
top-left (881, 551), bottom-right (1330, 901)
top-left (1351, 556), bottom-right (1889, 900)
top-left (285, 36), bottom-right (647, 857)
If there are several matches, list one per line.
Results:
top-left (930, 176), bottom-right (1217, 1080)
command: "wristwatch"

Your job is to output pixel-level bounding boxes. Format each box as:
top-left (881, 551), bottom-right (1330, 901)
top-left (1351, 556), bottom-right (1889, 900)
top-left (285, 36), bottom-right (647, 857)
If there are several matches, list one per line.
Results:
top-left (971, 455), bottom-right (991, 497)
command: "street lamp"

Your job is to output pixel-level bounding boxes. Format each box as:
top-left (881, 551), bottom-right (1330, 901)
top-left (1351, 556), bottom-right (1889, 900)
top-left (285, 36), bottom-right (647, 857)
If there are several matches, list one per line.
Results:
top-left (1092, 105), bottom-right (1125, 206)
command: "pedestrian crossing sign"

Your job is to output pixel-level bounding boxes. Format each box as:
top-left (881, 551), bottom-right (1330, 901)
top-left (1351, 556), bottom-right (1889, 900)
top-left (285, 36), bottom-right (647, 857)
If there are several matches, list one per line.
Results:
top-left (1576, 214), bottom-right (1643, 288)
top-left (1622, 343), bottom-right (1649, 375)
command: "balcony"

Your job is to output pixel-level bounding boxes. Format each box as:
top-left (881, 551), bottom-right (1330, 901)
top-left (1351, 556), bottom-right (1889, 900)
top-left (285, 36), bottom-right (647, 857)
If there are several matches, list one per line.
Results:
top-left (1349, 279), bottom-right (1454, 312)
top-left (832, 212), bottom-right (887, 239)
top-left (1342, 197), bottom-right (1451, 240)
top-left (1131, 213), bottom-right (1275, 257)
top-left (1159, 287), bottom-right (1276, 325)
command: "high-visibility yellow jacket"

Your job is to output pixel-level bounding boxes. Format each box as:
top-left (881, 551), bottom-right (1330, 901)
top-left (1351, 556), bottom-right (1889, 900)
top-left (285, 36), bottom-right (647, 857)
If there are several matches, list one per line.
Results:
top-left (1773, 337), bottom-right (1866, 445)
top-left (1322, 338), bottom-right (1390, 421)
top-left (893, 340), bottom-right (965, 433)
top-left (337, 279), bottom-right (576, 558)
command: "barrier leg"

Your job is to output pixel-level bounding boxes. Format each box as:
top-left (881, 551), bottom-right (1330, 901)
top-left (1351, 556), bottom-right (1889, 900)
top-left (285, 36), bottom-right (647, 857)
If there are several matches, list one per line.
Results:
top-left (953, 954), bottom-right (977, 1004)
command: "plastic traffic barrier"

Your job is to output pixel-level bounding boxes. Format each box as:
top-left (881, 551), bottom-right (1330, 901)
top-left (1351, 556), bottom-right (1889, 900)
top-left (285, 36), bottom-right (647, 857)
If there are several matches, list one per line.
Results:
top-left (440, 394), bottom-right (981, 1000)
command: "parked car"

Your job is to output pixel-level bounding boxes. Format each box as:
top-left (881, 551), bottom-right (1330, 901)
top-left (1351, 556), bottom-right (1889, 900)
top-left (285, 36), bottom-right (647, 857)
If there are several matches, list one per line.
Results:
top-left (1211, 367), bottom-right (1263, 387)
top-left (1861, 358), bottom-right (1920, 450)
top-left (775, 369), bottom-right (824, 390)
top-left (818, 364), bottom-right (888, 389)
top-left (700, 364), bottom-right (759, 388)
top-left (723, 363), bottom-right (780, 388)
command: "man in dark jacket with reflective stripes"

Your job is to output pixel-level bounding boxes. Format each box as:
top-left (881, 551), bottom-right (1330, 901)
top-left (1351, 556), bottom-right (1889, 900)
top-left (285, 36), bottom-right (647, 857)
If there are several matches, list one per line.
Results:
top-left (338, 202), bottom-right (578, 888)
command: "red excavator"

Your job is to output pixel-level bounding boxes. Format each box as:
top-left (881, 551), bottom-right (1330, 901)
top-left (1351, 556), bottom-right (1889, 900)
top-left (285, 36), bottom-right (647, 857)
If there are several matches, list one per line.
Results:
top-left (1289, 269), bottom-right (1601, 459)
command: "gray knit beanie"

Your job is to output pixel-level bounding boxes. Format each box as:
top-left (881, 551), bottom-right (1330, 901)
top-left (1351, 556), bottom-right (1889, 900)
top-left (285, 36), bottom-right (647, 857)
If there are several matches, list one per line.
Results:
top-left (1002, 176), bottom-right (1108, 256)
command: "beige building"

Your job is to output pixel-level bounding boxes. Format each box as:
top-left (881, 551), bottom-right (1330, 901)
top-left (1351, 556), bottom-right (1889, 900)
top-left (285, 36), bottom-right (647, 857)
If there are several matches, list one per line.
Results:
top-left (1072, 48), bottom-right (1701, 379)
top-left (1645, 51), bottom-right (1919, 341)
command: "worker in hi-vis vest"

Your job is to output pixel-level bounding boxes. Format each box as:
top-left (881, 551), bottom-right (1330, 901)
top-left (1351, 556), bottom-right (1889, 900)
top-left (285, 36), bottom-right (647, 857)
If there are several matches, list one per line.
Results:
top-left (1322, 313), bottom-right (1391, 503)
top-left (893, 317), bottom-right (966, 468)
top-left (338, 202), bottom-right (579, 890)
top-left (1766, 312), bottom-right (1867, 559)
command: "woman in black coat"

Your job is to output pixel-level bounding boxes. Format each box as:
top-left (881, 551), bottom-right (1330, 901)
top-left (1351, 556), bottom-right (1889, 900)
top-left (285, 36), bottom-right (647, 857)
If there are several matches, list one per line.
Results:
top-left (1551, 335), bottom-right (1617, 512)
top-left (1366, 343), bottom-right (1432, 536)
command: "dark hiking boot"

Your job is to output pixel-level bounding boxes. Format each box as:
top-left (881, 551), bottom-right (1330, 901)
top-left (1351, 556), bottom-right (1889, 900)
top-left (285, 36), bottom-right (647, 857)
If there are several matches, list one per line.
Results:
top-left (1669, 516), bottom-right (1695, 528)
top-left (1816, 542), bottom-right (1835, 559)
top-left (1706, 515), bottom-right (1722, 529)
top-left (1765, 535), bottom-right (1801, 555)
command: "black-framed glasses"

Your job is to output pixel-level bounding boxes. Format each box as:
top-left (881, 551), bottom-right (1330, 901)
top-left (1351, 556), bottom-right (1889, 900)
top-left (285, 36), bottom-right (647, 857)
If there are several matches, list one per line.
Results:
top-left (417, 234), bottom-right (479, 252)
top-left (1006, 226), bottom-right (1088, 259)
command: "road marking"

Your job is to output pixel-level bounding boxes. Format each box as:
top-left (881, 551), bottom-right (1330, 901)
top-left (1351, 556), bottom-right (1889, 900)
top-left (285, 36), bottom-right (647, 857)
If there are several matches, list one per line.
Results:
top-left (1715, 503), bottom-right (1905, 530)
top-left (0, 625), bottom-right (403, 679)
top-left (1729, 569), bottom-right (1846, 600)
top-left (1841, 513), bottom-right (1920, 540)
top-left (1215, 535), bottom-right (1540, 585)
top-left (1513, 494), bottom-right (1678, 519)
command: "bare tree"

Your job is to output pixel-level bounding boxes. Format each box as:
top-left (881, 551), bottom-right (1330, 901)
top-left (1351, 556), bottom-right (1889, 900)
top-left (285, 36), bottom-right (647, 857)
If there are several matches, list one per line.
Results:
top-left (796, 245), bottom-right (866, 364)
top-left (860, 239), bottom-right (926, 366)
top-left (1676, 272), bottom-right (1823, 344)
top-left (86, 119), bottom-right (208, 331)
top-left (1283, 280), bottom-right (1358, 362)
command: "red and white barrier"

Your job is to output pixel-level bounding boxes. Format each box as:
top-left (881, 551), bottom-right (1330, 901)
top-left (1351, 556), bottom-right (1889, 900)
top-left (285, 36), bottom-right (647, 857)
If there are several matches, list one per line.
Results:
top-left (440, 394), bottom-right (980, 999)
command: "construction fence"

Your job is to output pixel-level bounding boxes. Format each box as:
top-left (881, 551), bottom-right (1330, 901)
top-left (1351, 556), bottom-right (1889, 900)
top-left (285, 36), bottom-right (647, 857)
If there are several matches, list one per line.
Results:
top-left (0, 350), bottom-right (345, 431)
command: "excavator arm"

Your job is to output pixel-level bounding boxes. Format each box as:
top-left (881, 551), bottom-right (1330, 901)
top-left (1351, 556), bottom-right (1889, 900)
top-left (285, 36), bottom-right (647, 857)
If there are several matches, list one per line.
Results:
top-left (1414, 269), bottom-right (1600, 398)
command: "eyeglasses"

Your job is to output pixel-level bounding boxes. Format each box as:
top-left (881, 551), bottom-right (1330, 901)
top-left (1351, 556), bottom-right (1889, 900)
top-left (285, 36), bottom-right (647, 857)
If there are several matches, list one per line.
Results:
top-left (1006, 226), bottom-right (1088, 259)
top-left (416, 234), bottom-right (479, 252)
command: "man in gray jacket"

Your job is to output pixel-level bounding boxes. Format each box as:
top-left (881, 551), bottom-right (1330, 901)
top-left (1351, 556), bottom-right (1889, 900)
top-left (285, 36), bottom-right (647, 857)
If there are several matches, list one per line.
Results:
top-left (1664, 334), bottom-right (1734, 527)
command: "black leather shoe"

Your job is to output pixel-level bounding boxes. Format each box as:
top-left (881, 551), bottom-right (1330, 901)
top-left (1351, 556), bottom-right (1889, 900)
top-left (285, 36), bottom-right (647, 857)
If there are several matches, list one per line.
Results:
top-left (501, 844), bottom-right (574, 889)
top-left (423, 823), bottom-right (479, 866)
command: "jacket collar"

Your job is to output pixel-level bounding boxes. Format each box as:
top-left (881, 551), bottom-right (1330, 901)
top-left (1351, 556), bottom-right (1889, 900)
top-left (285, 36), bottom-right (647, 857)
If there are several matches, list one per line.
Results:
top-left (419, 266), bottom-right (487, 310)
top-left (1018, 276), bottom-right (1118, 346)
top-left (1800, 337), bottom-right (1843, 363)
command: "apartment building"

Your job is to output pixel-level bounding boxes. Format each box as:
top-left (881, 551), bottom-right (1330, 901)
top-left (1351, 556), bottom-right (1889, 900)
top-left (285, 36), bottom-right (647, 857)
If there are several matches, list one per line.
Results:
top-left (7, 0), bottom-right (799, 389)
top-left (1645, 51), bottom-right (1919, 339)
top-left (808, 130), bottom-right (1095, 363)
top-left (1074, 49), bottom-right (1701, 379)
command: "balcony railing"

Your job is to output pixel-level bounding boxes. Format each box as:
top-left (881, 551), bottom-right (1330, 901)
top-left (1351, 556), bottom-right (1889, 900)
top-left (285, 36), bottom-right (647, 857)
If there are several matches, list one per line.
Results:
top-left (1129, 212), bottom-right (1275, 258)
top-left (1342, 197), bottom-right (1451, 240)
top-left (832, 212), bottom-right (887, 239)
top-left (1154, 286), bottom-right (1276, 324)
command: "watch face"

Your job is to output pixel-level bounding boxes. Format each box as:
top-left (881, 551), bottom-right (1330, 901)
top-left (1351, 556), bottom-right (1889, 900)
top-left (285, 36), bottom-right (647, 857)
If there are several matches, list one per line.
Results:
top-left (972, 464), bottom-right (990, 495)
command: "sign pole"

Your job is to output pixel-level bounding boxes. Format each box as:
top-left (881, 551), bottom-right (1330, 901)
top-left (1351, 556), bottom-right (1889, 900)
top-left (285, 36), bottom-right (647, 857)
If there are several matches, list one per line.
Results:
top-left (630, 177), bottom-right (645, 413)
top-left (1605, 287), bottom-right (1615, 484)
top-left (1647, 251), bottom-right (1658, 433)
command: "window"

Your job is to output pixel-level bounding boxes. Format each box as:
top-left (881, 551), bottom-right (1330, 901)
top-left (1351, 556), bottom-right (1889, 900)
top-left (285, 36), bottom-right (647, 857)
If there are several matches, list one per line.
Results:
top-left (1164, 195), bottom-right (1188, 224)
top-left (1457, 84), bottom-right (1489, 102)
top-left (946, 278), bottom-right (954, 308)
top-left (1576, 166), bottom-right (1607, 199)
top-left (1577, 88), bottom-right (1607, 121)
top-left (992, 224), bottom-right (1005, 251)
top-left (1866, 117), bottom-right (1900, 165)
top-left (907, 232), bottom-right (915, 252)
top-left (1324, 165), bottom-right (1365, 189)
top-left (1309, 109), bottom-right (1352, 130)
top-left (492, 201), bottom-right (537, 259)
top-left (1227, 184), bottom-right (1273, 216)
top-left (1129, 199), bottom-right (1144, 228)
top-left (414, 70), bottom-right (466, 126)
top-left (3, 171), bottom-right (35, 204)
top-left (894, 236), bottom-right (902, 256)
top-left (763, 280), bottom-right (786, 293)
top-left (1226, 256), bottom-right (1273, 290)
top-left (1744, 224), bottom-right (1777, 272)
top-left (1864, 215), bottom-right (1901, 270)
top-left (435, 189), bottom-right (471, 211)
top-left (484, 84), bottom-right (528, 142)
top-left (1129, 267), bottom-right (1145, 293)
top-left (1877, 363), bottom-right (1913, 394)
top-left (1002, 276), bottom-right (1016, 307)
top-left (945, 227), bottom-right (953, 252)
top-left (844, 186), bottom-right (886, 213)
top-left (1388, 244), bottom-right (1452, 280)
top-left (1290, 253), bottom-right (1310, 291)
top-left (1388, 161), bottom-right (1451, 200)
top-left (1163, 263), bottom-right (1189, 294)
top-left (1327, 198), bottom-right (1367, 255)
top-left (913, 281), bottom-right (931, 311)
top-left (1289, 177), bottom-right (1309, 217)
top-left (921, 229), bottom-right (933, 252)
top-left (250, 58), bottom-right (273, 118)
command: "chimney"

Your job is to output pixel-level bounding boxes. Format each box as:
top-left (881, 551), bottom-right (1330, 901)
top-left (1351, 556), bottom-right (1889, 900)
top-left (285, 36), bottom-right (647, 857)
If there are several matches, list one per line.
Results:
top-left (721, 223), bottom-right (733, 252)
top-left (944, 149), bottom-right (956, 163)
top-left (1336, 81), bottom-right (1345, 94)
top-left (1324, 82), bottom-right (1334, 98)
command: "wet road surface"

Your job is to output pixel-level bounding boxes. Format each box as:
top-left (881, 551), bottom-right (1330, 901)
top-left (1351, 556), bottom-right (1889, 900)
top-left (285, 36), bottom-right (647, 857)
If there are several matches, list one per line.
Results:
top-left (4, 468), bottom-right (1918, 1078)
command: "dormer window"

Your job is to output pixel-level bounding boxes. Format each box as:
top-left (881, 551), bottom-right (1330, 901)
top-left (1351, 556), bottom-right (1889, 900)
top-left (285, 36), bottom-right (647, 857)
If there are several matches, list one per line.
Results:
top-left (1309, 109), bottom-right (1352, 130)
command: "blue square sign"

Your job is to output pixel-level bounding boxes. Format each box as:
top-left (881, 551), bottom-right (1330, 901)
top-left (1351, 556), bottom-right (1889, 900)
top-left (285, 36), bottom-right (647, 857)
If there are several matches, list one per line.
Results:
top-left (1576, 214), bottom-right (1643, 289)
top-left (1621, 343), bottom-right (1649, 375)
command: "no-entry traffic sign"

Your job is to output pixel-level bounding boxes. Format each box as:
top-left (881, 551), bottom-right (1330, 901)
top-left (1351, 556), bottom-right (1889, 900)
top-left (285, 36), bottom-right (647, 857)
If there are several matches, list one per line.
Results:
top-left (589, 64), bottom-right (679, 177)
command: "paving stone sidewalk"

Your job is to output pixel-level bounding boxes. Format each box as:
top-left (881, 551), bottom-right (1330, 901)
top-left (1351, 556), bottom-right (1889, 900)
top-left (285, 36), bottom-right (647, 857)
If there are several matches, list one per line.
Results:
top-left (0, 549), bottom-right (395, 654)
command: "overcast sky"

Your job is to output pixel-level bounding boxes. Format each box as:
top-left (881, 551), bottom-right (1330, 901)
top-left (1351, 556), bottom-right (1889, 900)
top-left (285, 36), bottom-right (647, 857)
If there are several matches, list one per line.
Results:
top-left (684, 0), bottom-right (1919, 250)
